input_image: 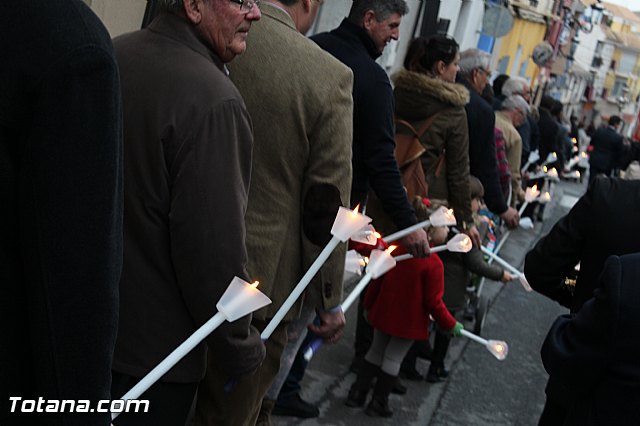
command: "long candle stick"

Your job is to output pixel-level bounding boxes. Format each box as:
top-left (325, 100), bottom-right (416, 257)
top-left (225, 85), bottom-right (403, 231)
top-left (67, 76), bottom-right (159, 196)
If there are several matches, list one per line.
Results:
top-left (383, 206), bottom-right (456, 243)
top-left (303, 247), bottom-right (397, 361)
top-left (261, 206), bottom-right (371, 341)
top-left (480, 246), bottom-right (532, 292)
top-left (113, 278), bottom-right (270, 420)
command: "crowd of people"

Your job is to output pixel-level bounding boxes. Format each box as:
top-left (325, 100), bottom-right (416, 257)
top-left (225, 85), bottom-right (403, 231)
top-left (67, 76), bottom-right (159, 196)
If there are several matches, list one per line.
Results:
top-left (3, 0), bottom-right (640, 425)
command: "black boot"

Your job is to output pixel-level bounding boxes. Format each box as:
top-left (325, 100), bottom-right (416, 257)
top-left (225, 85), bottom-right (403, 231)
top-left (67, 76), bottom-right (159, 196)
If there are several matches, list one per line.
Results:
top-left (426, 330), bottom-right (451, 383)
top-left (345, 360), bottom-right (378, 408)
top-left (365, 370), bottom-right (396, 418)
top-left (399, 342), bottom-right (423, 381)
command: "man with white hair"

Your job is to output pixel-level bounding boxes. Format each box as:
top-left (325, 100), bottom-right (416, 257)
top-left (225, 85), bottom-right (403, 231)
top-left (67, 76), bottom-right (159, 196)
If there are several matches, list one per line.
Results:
top-left (502, 76), bottom-right (539, 169)
top-left (457, 49), bottom-right (520, 228)
top-left (495, 95), bottom-right (530, 206)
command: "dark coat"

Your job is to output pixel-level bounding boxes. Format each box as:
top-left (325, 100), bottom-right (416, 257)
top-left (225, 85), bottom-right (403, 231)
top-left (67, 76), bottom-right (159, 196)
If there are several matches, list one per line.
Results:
top-left (458, 77), bottom-right (509, 216)
top-left (0, 1), bottom-right (122, 424)
top-left (364, 249), bottom-right (456, 340)
top-left (524, 177), bottom-right (640, 313)
top-left (112, 14), bottom-right (263, 383)
top-left (541, 253), bottom-right (640, 426)
top-left (537, 108), bottom-right (564, 169)
top-left (589, 126), bottom-right (624, 175)
top-left (312, 19), bottom-right (417, 230)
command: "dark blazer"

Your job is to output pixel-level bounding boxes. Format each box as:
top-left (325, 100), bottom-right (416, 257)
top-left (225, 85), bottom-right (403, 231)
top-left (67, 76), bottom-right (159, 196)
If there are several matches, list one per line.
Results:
top-left (1, 1), bottom-right (122, 424)
top-left (312, 19), bottom-right (418, 230)
top-left (589, 126), bottom-right (624, 175)
top-left (537, 108), bottom-right (564, 169)
top-left (458, 77), bottom-right (509, 216)
top-left (113, 14), bottom-right (263, 383)
top-left (541, 253), bottom-right (640, 426)
top-left (525, 177), bottom-right (640, 313)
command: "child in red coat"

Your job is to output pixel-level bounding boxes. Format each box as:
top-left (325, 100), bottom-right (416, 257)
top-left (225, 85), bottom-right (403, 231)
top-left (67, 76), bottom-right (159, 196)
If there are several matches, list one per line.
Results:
top-left (345, 227), bottom-right (463, 417)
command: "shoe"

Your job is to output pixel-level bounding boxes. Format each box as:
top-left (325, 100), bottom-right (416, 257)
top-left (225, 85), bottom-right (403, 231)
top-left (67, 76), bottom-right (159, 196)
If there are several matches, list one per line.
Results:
top-left (272, 394), bottom-right (319, 419)
top-left (463, 304), bottom-right (476, 321)
top-left (345, 387), bottom-right (369, 407)
top-left (365, 371), bottom-right (396, 418)
top-left (399, 365), bottom-right (423, 381)
top-left (391, 378), bottom-right (407, 395)
top-left (365, 396), bottom-right (393, 418)
top-left (425, 364), bottom-right (449, 383)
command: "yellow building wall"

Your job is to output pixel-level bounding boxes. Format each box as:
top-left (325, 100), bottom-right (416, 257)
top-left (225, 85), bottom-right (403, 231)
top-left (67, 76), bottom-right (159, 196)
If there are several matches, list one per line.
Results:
top-left (495, 18), bottom-right (546, 81)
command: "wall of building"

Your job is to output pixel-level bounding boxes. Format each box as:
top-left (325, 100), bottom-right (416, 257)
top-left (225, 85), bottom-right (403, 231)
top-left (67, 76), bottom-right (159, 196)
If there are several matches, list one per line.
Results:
top-left (494, 18), bottom-right (546, 82)
top-left (84, 0), bottom-right (146, 37)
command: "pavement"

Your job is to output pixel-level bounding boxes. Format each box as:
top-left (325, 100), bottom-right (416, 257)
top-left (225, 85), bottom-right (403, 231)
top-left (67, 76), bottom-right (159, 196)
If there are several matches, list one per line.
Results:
top-left (273, 177), bottom-right (588, 426)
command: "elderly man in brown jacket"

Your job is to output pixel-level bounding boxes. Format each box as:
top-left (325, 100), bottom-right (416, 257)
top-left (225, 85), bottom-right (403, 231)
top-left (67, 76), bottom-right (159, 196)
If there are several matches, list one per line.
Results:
top-left (194, 0), bottom-right (354, 425)
top-left (111, 0), bottom-right (264, 424)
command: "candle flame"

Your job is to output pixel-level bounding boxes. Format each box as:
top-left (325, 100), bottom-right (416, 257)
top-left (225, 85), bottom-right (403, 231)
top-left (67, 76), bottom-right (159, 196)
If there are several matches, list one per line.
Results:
top-left (351, 204), bottom-right (360, 216)
top-left (250, 281), bottom-right (259, 288)
top-left (364, 256), bottom-right (369, 264)
top-left (532, 184), bottom-right (537, 191)
top-left (386, 245), bottom-right (398, 255)
top-left (543, 166), bottom-right (548, 172)
top-left (446, 208), bottom-right (454, 218)
top-left (581, 152), bottom-right (587, 158)
top-left (374, 232), bottom-right (382, 239)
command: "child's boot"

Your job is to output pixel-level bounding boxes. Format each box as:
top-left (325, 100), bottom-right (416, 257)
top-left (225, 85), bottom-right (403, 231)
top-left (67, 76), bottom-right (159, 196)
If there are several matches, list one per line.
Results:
top-left (345, 359), bottom-right (378, 407)
top-left (365, 370), bottom-right (395, 417)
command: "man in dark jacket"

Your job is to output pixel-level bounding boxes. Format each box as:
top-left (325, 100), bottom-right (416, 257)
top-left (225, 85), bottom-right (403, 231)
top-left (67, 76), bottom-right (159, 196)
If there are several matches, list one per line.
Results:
top-left (525, 177), bottom-right (640, 424)
top-left (540, 253), bottom-right (640, 426)
top-left (457, 49), bottom-right (519, 229)
top-left (312, 0), bottom-right (431, 372)
top-left (537, 96), bottom-right (565, 172)
top-left (111, 1), bottom-right (264, 424)
top-left (589, 115), bottom-right (624, 185)
top-left (1, 1), bottom-right (122, 425)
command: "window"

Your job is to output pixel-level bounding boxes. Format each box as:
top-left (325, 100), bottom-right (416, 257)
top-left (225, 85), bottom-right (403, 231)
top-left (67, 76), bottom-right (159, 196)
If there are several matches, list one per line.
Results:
top-left (618, 52), bottom-right (636, 74)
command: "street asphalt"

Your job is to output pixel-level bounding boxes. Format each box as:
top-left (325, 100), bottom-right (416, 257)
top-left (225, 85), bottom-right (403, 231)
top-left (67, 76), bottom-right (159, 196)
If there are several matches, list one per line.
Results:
top-left (273, 177), bottom-right (588, 426)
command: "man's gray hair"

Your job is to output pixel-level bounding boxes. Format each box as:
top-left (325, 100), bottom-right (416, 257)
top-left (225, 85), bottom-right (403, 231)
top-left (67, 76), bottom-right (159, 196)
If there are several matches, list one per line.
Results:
top-left (157, 0), bottom-right (184, 13)
top-left (502, 77), bottom-right (530, 97)
top-left (458, 48), bottom-right (491, 79)
top-left (501, 95), bottom-right (530, 116)
top-left (349, 0), bottom-right (409, 23)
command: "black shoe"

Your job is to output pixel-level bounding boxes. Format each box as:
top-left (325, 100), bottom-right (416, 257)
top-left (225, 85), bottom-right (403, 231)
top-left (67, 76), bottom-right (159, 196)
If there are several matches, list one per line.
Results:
top-left (272, 394), bottom-right (319, 419)
top-left (400, 365), bottom-right (423, 381)
top-left (391, 378), bottom-right (407, 395)
top-left (365, 397), bottom-right (393, 418)
top-left (345, 387), bottom-right (369, 408)
top-left (425, 364), bottom-right (449, 383)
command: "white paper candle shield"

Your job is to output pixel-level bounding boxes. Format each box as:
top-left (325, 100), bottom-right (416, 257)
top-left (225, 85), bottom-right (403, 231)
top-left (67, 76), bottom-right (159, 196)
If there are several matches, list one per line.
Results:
top-left (447, 233), bottom-right (472, 253)
top-left (539, 191), bottom-right (552, 204)
top-left (524, 185), bottom-right (540, 203)
top-left (344, 250), bottom-right (366, 276)
top-left (542, 152), bottom-right (557, 166)
top-left (350, 224), bottom-right (379, 246)
top-left (216, 277), bottom-right (272, 322)
top-left (367, 248), bottom-right (397, 279)
top-left (487, 340), bottom-right (509, 360)
top-left (547, 168), bottom-right (559, 181)
top-left (430, 206), bottom-right (457, 227)
top-left (330, 206), bottom-right (372, 242)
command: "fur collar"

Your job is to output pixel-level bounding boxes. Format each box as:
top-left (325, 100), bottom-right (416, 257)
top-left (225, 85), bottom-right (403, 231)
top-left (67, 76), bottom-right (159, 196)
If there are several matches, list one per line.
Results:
top-left (392, 69), bottom-right (470, 107)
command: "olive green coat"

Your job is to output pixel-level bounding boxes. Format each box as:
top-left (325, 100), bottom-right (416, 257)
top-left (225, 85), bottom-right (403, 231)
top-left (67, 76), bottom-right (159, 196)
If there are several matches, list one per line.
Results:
top-left (228, 4), bottom-right (354, 322)
top-left (392, 70), bottom-right (474, 227)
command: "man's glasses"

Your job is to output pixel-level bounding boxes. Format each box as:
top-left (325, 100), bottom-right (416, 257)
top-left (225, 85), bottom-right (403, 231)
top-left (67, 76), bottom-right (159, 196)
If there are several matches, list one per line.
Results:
top-left (229, 0), bottom-right (260, 12)
top-left (476, 67), bottom-right (491, 77)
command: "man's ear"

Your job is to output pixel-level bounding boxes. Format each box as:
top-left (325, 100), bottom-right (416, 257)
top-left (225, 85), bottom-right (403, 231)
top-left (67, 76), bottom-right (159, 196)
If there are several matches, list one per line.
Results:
top-left (362, 10), bottom-right (377, 30)
top-left (183, 0), bottom-right (204, 24)
top-left (301, 0), bottom-right (312, 13)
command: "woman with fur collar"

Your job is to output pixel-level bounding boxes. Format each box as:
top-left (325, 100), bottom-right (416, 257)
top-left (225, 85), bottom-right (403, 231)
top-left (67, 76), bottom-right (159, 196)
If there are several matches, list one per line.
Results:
top-left (393, 35), bottom-right (477, 245)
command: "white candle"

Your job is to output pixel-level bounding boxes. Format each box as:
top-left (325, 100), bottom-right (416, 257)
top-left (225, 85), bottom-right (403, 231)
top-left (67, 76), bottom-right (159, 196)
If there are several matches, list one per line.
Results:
top-left (112, 277), bottom-right (271, 420)
top-left (394, 234), bottom-right (472, 261)
top-left (261, 206), bottom-right (371, 341)
top-left (480, 246), bottom-right (532, 292)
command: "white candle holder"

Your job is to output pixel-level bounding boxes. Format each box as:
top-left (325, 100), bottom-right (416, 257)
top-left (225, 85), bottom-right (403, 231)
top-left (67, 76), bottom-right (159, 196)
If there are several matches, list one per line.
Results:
top-left (521, 150), bottom-right (540, 173)
top-left (217, 277), bottom-right (272, 322)
top-left (350, 224), bottom-right (378, 246)
top-left (430, 206), bottom-right (457, 227)
top-left (331, 206), bottom-right (372, 242)
top-left (460, 329), bottom-right (509, 361)
top-left (542, 152), bottom-right (557, 166)
top-left (367, 247), bottom-right (398, 279)
top-left (524, 185), bottom-right (540, 203)
top-left (539, 191), bottom-right (552, 204)
top-left (113, 277), bottom-right (271, 420)
top-left (344, 249), bottom-right (366, 276)
top-left (546, 168), bottom-right (560, 182)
